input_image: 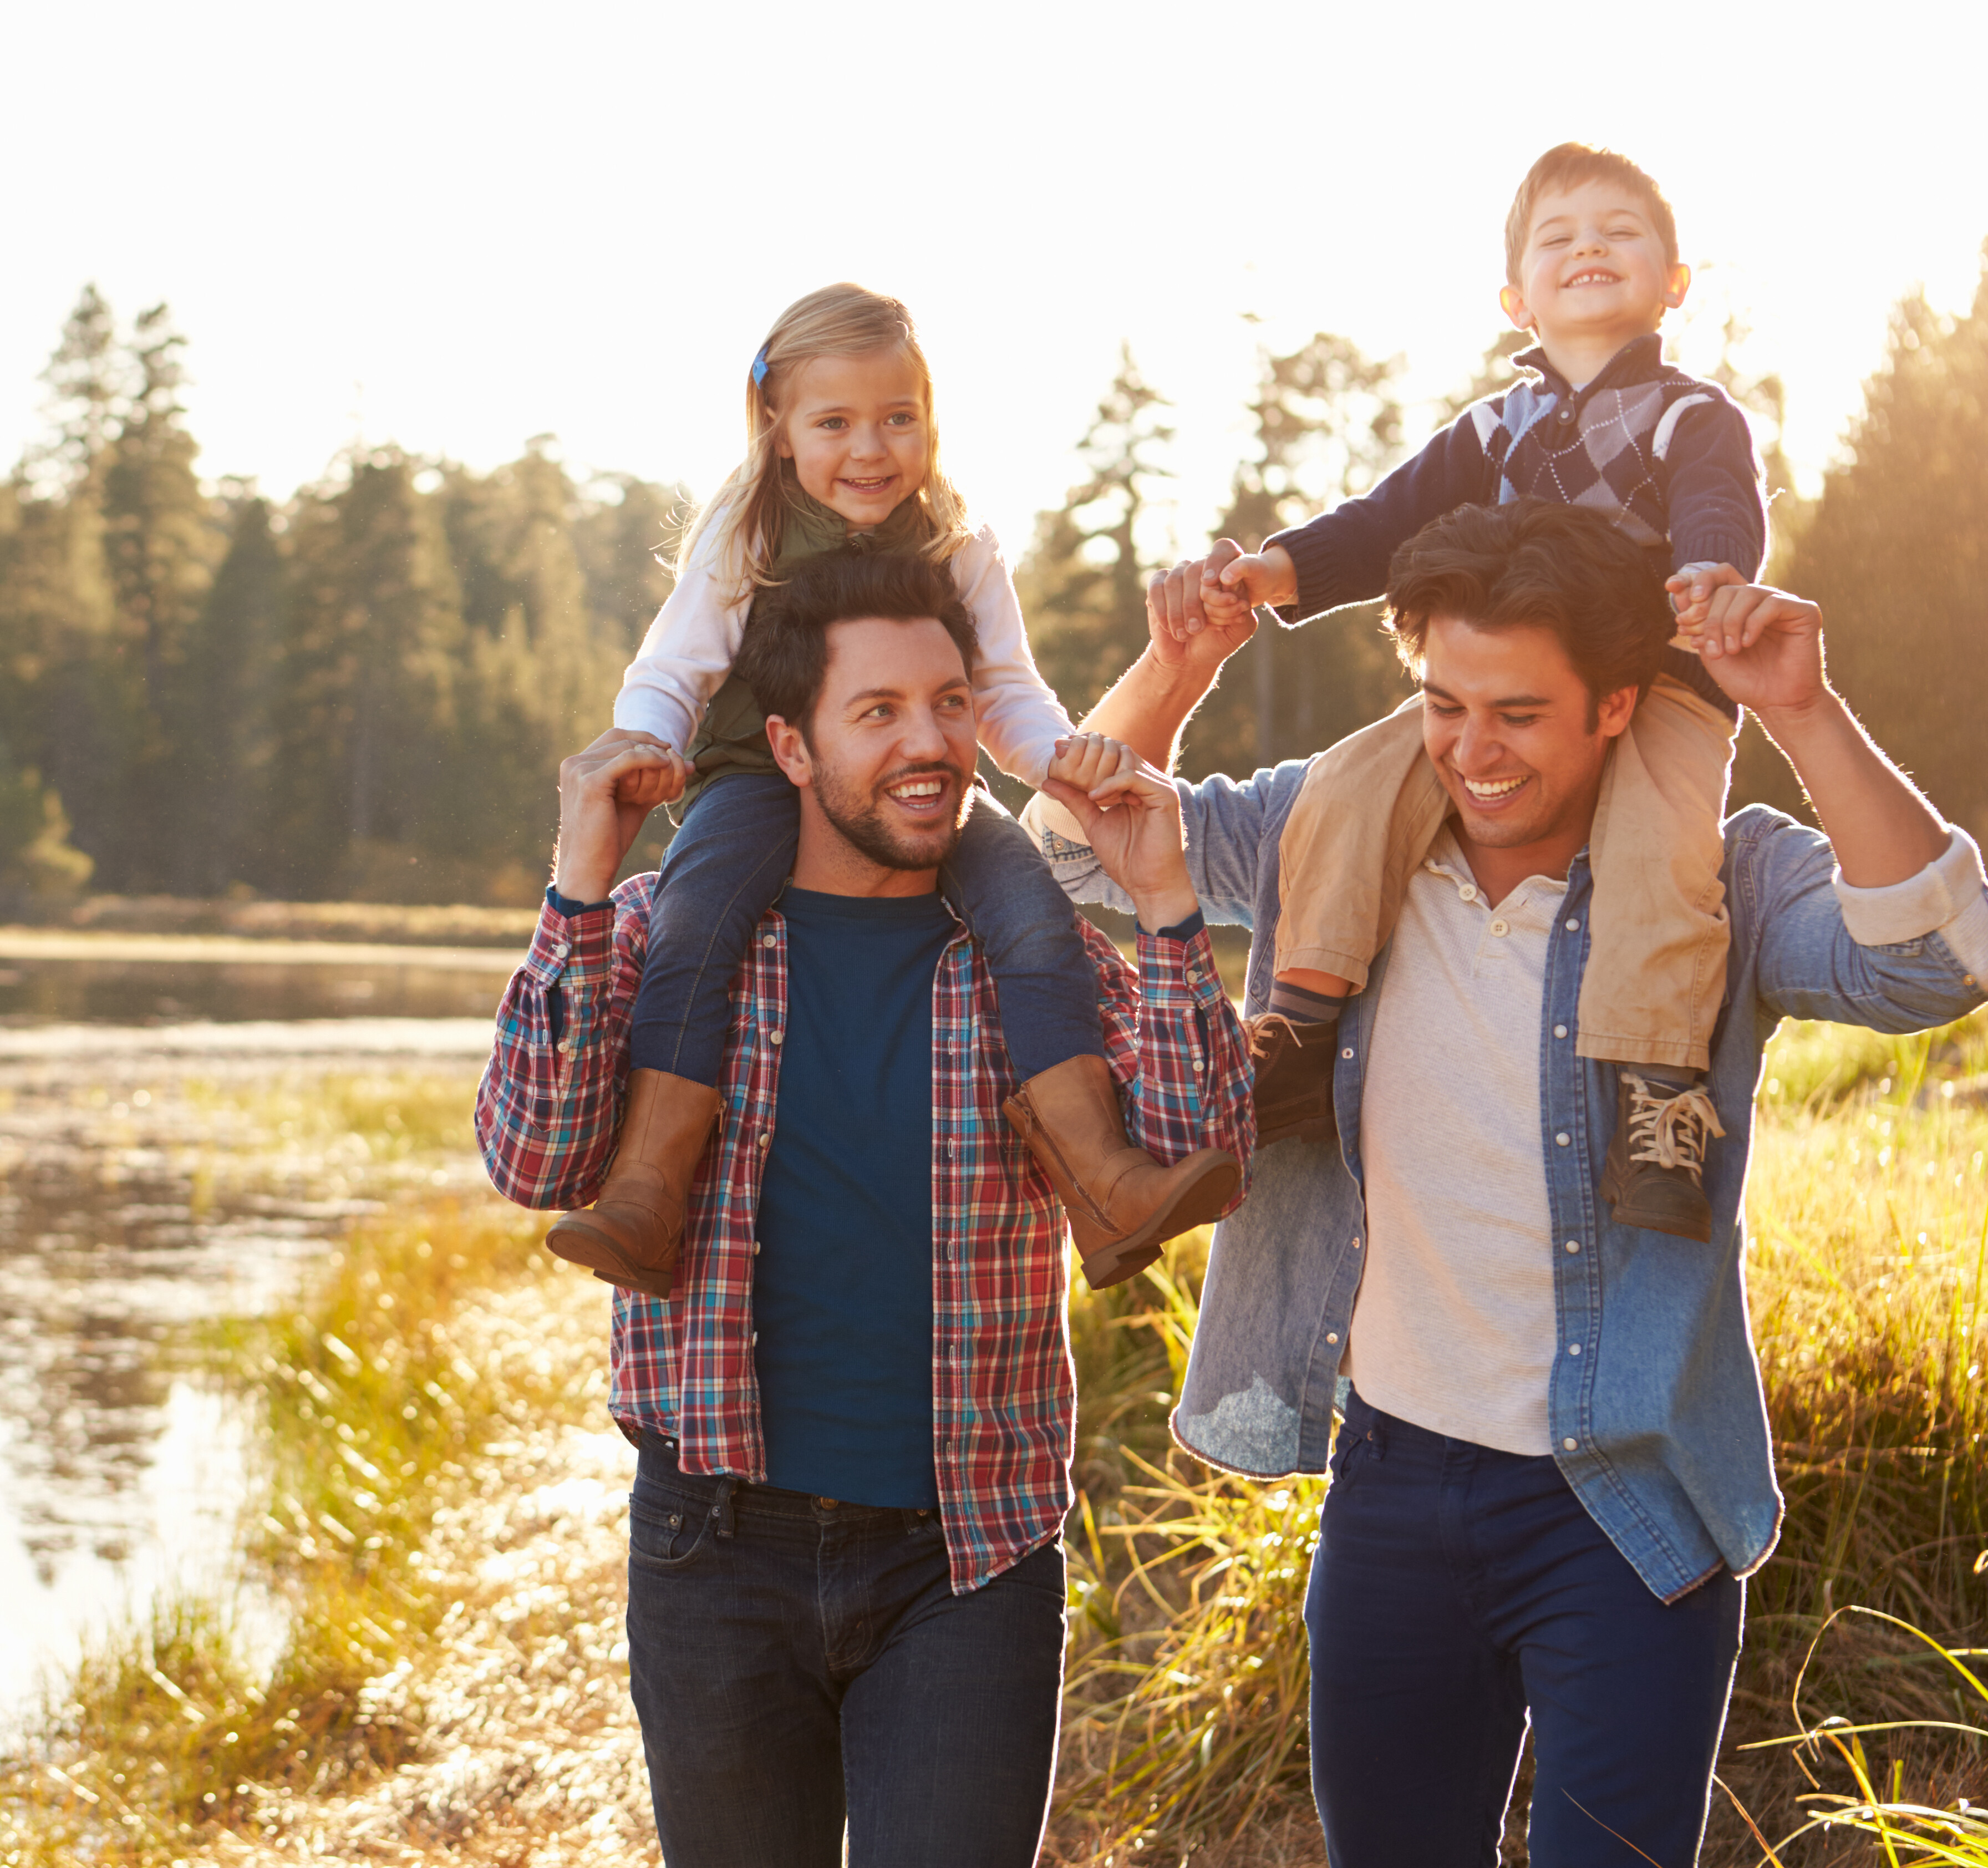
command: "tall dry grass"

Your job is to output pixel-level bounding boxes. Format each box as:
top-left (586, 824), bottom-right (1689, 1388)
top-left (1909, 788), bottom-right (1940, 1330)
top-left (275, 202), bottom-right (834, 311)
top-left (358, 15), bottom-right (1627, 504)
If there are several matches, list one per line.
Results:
top-left (4, 1014), bottom-right (1984, 1865)
top-left (1050, 1012), bottom-right (1988, 1865)
top-left (0, 1195), bottom-right (597, 1865)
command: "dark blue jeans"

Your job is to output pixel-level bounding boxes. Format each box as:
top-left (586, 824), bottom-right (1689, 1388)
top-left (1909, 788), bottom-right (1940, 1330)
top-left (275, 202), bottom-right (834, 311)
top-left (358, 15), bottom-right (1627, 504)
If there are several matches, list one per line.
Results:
top-left (1306, 1390), bottom-right (1742, 1867)
top-left (628, 772), bottom-right (1105, 1087)
top-left (624, 1433), bottom-right (1067, 1867)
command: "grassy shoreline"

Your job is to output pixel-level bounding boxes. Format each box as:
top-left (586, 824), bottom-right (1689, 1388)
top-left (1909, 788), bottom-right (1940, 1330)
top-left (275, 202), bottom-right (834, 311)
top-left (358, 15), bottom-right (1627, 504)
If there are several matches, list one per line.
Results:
top-left (4, 1016), bottom-right (1985, 1865)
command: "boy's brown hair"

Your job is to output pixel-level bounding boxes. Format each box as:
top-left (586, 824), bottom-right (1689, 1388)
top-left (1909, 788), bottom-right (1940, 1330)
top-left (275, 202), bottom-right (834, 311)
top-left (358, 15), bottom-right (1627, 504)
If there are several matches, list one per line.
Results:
top-left (1384, 501), bottom-right (1674, 719)
top-left (1504, 143), bottom-right (1679, 283)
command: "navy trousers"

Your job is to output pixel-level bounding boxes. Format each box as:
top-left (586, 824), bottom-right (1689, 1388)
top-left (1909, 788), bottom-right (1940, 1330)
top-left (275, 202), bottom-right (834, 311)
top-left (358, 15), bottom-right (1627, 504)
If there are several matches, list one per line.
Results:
top-left (623, 1433), bottom-right (1067, 1867)
top-left (1306, 1389), bottom-right (1743, 1866)
top-left (628, 772), bottom-right (1105, 1087)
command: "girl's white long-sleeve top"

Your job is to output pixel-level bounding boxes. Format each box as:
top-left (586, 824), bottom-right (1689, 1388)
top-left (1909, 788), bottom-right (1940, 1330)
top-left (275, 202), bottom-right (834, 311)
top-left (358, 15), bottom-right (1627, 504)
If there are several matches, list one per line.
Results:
top-left (612, 520), bottom-right (1075, 788)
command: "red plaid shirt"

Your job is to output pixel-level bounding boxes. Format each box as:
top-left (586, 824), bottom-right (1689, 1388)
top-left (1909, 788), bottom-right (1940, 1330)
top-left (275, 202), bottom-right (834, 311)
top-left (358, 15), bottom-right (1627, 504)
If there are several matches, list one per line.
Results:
top-left (476, 877), bottom-right (1254, 1592)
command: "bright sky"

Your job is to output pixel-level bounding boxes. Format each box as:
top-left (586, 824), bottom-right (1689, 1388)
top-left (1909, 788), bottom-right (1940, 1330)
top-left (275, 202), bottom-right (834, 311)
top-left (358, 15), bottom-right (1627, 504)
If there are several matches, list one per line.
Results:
top-left (7, 0), bottom-right (1986, 564)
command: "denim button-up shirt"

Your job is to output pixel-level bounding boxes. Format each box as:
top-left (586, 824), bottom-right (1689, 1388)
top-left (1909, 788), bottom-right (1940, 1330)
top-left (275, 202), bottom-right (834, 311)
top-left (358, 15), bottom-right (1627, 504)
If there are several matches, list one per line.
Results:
top-left (1040, 763), bottom-right (1988, 1602)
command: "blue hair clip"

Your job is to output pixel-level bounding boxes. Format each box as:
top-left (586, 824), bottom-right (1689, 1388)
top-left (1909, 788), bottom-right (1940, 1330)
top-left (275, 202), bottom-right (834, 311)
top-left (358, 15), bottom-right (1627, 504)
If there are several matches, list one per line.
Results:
top-left (751, 343), bottom-right (770, 387)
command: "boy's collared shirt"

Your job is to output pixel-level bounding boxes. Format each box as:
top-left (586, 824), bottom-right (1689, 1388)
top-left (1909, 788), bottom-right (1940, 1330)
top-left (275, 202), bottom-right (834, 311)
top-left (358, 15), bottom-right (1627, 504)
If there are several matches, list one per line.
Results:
top-left (477, 876), bottom-right (1254, 1596)
top-left (1040, 770), bottom-right (1988, 1602)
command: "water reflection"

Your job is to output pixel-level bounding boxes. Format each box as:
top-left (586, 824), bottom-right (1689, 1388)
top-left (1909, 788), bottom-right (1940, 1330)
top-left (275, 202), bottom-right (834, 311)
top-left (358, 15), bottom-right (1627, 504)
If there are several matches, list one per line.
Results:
top-left (0, 946), bottom-right (506, 1716)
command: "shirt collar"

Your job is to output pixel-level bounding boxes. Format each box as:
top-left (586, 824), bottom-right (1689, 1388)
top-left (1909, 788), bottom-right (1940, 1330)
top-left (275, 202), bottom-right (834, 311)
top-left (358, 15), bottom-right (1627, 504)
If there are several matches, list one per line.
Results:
top-left (1514, 331), bottom-right (1666, 404)
top-left (1422, 824), bottom-right (1571, 908)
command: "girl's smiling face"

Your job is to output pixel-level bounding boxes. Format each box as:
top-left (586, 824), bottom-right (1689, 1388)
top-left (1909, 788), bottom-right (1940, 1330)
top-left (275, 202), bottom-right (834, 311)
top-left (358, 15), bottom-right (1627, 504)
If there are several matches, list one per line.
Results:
top-left (1500, 179), bottom-right (1689, 353)
top-left (775, 347), bottom-right (931, 529)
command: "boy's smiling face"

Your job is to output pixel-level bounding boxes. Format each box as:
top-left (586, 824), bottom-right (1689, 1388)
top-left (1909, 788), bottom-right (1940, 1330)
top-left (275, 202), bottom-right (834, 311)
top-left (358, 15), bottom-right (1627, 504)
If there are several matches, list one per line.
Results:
top-left (1500, 178), bottom-right (1689, 364)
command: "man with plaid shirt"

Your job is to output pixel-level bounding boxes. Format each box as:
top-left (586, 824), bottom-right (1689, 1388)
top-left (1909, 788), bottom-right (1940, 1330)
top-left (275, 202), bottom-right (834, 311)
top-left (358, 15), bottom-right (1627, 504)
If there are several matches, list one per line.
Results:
top-left (476, 551), bottom-right (1253, 1868)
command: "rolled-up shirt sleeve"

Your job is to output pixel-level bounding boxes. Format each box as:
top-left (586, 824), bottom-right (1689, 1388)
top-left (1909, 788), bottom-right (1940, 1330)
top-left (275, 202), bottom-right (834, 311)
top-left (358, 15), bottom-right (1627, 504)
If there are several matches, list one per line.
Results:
top-left (1833, 829), bottom-right (1988, 979)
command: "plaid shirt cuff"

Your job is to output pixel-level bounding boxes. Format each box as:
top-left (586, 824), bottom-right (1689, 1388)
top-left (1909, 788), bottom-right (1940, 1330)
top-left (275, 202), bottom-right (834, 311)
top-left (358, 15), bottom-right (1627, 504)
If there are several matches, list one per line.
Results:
top-left (521, 892), bottom-right (619, 994)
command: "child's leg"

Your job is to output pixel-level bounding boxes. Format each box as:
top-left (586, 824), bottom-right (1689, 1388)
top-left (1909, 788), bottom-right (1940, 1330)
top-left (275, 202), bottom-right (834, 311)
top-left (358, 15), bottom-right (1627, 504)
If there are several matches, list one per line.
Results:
top-left (629, 772), bottom-right (800, 1084)
top-left (1584, 677), bottom-right (1738, 1243)
top-left (962, 792), bottom-right (1240, 1290)
top-left (1251, 701), bottom-right (1449, 1150)
top-left (1272, 698), bottom-right (1450, 1012)
top-left (947, 791), bottom-right (1105, 1078)
top-left (1579, 677), bottom-right (1737, 1074)
top-left (551, 773), bottom-right (799, 1298)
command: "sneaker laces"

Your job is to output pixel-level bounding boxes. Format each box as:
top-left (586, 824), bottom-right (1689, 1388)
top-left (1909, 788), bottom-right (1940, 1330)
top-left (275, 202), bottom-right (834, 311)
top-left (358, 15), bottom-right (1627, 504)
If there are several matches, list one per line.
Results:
top-left (1622, 1075), bottom-right (1726, 1184)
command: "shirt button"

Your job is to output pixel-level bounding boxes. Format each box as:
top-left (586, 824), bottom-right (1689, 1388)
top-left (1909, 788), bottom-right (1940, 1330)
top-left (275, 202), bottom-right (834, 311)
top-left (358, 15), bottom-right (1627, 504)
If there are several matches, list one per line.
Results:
top-left (1565, 917), bottom-right (1580, 932)
top-left (769, 1031), bottom-right (783, 1046)
top-left (1489, 918), bottom-right (1509, 937)
top-left (1341, 1047), bottom-right (1354, 1060)
top-left (761, 934), bottom-right (777, 949)
top-left (1557, 407), bottom-right (1573, 423)
top-left (557, 1039), bottom-right (571, 1054)
top-left (1458, 884), bottom-right (1478, 902)
top-left (758, 1132), bottom-right (771, 1149)
top-left (1563, 1436), bottom-right (1579, 1451)
top-left (1568, 1342), bottom-right (1583, 1355)
top-left (1554, 1024), bottom-right (1568, 1039)
top-left (751, 1331), bottom-right (758, 1346)
top-left (753, 1241), bottom-right (762, 1255)
top-left (1565, 1239), bottom-right (1582, 1253)
top-left (1555, 1132), bottom-right (1570, 1146)
top-left (553, 942), bottom-right (570, 958)
top-left (1351, 1236), bottom-right (1362, 1251)
top-left (1326, 1332), bottom-right (1340, 1345)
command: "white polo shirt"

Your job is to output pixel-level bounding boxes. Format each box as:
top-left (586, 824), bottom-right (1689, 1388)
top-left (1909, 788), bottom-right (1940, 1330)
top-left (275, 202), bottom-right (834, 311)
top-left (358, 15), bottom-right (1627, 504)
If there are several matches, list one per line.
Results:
top-left (1341, 828), bottom-right (1565, 1455)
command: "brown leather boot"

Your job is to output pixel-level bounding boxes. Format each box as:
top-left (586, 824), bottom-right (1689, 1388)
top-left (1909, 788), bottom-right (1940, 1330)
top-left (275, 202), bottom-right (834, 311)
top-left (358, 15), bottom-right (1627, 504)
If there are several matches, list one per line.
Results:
top-left (1599, 1073), bottom-right (1726, 1243)
top-left (1244, 1014), bottom-right (1339, 1149)
top-left (546, 1069), bottom-right (722, 1298)
top-left (1003, 1055), bottom-right (1242, 1290)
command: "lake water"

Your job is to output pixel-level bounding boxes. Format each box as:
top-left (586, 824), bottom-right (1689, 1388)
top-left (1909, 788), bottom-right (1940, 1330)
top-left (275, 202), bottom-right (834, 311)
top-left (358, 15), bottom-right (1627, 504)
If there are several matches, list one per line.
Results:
top-left (0, 936), bottom-right (518, 1720)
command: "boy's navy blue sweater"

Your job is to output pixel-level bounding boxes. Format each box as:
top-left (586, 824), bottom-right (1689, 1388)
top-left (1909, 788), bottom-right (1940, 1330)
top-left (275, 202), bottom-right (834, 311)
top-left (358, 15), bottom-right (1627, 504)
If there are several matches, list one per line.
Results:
top-left (1269, 334), bottom-right (1767, 631)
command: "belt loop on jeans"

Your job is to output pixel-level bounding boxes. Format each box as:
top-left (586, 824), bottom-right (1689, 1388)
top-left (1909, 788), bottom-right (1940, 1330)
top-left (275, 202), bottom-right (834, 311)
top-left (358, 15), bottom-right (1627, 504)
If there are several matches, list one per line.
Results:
top-left (709, 1475), bottom-right (738, 1538)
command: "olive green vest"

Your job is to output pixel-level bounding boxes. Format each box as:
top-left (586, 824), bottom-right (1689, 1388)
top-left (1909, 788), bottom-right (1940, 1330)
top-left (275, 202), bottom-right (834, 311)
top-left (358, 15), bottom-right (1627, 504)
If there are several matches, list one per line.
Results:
top-left (678, 490), bottom-right (933, 813)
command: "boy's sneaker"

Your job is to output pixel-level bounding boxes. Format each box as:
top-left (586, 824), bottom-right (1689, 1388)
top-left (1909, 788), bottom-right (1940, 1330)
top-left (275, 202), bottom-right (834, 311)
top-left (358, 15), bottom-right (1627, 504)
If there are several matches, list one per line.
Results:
top-left (1600, 1073), bottom-right (1726, 1242)
top-left (1244, 1014), bottom-right (1338, 1150)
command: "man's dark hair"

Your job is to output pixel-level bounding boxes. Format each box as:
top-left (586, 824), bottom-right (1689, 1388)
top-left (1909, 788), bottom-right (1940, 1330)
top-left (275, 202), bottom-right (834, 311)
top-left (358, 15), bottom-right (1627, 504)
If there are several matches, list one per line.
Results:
top-left (734, 548), bottom-right (978, 744)
top-left (1505, 142), bottom-right (1679, 282)
top-left (1384, 501), bottom-right (1675, 718)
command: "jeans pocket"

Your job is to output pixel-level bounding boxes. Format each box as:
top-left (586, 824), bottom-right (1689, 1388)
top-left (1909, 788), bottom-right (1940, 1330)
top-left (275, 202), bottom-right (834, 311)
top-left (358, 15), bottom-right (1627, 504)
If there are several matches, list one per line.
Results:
top-left (629, 1494), bottom-right (712, 1572)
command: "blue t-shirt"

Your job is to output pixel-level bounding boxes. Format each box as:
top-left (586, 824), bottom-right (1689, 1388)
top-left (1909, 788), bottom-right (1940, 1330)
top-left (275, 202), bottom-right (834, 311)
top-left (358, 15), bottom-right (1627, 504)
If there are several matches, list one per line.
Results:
top-left (753, 886), bottom-right (955, 1507)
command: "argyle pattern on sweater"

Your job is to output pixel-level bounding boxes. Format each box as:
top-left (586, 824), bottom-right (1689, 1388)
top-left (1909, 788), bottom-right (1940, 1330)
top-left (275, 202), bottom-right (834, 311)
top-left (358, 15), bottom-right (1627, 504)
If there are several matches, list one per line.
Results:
top-left (1471, 335), bottom-right (1733, 554)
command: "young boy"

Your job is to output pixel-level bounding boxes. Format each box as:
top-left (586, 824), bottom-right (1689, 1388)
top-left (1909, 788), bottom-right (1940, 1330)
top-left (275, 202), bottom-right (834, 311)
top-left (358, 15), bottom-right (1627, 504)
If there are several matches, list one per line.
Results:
top-left (1188, 141), bottom-right (1767, 1242)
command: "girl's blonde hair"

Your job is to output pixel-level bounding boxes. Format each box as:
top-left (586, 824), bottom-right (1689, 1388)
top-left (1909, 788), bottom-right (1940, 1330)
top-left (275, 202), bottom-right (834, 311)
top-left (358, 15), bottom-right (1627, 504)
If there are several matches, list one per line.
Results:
top-left (677, 283), bottom-right (975, 593)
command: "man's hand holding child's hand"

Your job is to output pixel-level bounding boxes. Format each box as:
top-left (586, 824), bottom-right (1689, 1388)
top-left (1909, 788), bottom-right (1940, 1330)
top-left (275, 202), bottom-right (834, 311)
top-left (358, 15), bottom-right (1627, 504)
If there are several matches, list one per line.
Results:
top-left (1666, 561), bottom-right (1746, 639)
top-left (607, 737), bottom-right (690, 809)
top-left (1040, 733), bottom-right (1198, 933)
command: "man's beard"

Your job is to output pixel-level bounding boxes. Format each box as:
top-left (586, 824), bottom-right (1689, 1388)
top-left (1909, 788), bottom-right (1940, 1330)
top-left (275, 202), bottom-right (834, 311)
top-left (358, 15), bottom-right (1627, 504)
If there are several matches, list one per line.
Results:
top-left (812, 757), bottom-right (973, 871)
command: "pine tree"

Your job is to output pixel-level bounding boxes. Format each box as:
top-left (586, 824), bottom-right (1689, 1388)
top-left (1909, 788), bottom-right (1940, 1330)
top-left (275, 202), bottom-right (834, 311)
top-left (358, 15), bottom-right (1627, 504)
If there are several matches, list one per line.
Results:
top-left (1015, 347), bottom-right (1175, 720)
top-left (1182, 333), bottom-right (1411, 778)
top-left (1737, 255), bottom-right (1988, 842)
top-left (93, 304), bottom-right (224, 886)
top-left (175, 490), bottom-right (284, 894)
top-left (267, 449), bottom-right (464, 898)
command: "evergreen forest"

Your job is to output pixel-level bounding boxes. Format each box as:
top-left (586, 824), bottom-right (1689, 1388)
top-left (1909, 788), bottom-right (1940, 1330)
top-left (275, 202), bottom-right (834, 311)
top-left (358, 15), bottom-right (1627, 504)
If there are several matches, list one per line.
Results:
top-left (3, 264), bottom-right (1985, 910)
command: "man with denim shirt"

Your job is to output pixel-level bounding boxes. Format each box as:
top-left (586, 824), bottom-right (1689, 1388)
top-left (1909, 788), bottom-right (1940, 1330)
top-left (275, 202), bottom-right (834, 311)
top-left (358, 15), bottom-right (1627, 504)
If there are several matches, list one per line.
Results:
top-left (1028, 500), bottom-right (1988, 1864)
top-left (476, 552), bottom-right (1252, 1868)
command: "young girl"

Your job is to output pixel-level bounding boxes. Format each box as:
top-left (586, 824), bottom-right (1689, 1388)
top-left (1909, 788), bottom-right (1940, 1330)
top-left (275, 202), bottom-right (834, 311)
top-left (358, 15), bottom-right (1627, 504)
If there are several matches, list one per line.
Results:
top-left (545, 283), bottom-right (1238, 1297)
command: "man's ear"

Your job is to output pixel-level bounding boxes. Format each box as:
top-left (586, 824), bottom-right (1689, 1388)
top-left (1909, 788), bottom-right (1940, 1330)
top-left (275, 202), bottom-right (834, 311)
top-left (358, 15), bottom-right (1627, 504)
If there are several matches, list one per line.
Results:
top-left (765, 715), bottom-right (813, 788)
top-left (1596, 684), bottom-right (1640, 740)
top-left (1499, 283), bottom-right (1534, 332)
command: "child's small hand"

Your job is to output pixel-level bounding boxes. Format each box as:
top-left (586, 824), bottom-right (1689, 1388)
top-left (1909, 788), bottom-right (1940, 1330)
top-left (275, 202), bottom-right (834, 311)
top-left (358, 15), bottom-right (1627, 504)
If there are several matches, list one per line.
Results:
top-left (1045, 731), bottom-right (1142, 805)
top-left (608, 735), bottom-right (689, 809)
top-left (1666, 562), bottom-right (1746, 638)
